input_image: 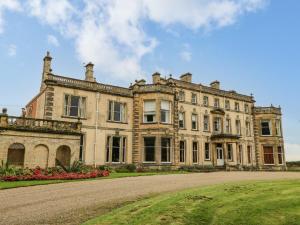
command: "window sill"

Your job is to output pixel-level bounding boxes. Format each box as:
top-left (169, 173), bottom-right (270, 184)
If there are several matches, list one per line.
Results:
top-left (204, 159), bottom-right (211, 161)
top-left (161, 162), bottom-right (172, 164)
top-left (141, 122), bottom-right (158, 125)
top-left (143, 161), bottom-right (156, 164)
top-left (191, 129), bottom-right (199, 131)
top-left (61, 115), bottom-right (87, 120)
top-left (264, 163), bottom-right (275, 166)
top-left (160, 122), bottom-right (172, 125)
top-left (106, 120), bottom-right (128, 124)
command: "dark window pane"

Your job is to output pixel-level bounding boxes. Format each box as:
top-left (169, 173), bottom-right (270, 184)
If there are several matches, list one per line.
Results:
top-left (112, 137), bottom-right (120, 162)
top-left (161, 138), bottom-right (171, 162)
top-left (180, 141), bottom-right (185, 162)
top-left (144, 137), bottom-right (155, 162)
top-left (114, 102), bottom-right (121, 121)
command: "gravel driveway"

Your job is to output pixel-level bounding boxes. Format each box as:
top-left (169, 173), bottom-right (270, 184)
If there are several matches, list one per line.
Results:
top-left (1, 172), bottom-right (300, 225)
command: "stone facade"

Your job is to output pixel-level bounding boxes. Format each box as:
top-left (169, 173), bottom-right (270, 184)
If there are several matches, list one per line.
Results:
top-left (5, 52), bottom-right (285, 170)
top-left (0, 113), bottom-right (81, 168)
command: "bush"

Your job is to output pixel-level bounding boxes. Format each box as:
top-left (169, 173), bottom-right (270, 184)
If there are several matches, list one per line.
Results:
top-left (115, 164), bottom-right (137, 173)
top-left (179, 165), bottom-right (216, 172)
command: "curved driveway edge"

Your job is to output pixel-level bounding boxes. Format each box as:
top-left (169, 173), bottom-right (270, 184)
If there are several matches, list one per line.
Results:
top-left (1, 172), bottom-right (300, 225)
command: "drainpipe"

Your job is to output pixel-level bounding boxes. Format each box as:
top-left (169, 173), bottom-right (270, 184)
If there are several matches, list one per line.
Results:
top-left (94, 92), bottom-right (100, 168)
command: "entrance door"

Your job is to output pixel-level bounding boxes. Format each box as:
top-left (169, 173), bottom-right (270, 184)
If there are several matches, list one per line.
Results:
top-left (216, 147), bottom-right (224, 166)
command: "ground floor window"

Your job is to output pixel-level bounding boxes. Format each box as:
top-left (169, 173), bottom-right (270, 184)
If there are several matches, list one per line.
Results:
top-left (161, 138), bottom-right (171, 162)
top-left (278, 146), bottom-right (283, 165)
top-left (227, 144), bottom-right (233, 161)
top-left (144, 137), bottom-right (156, 162)
top-left (247, 146), bottom-right (252, 164)
top-left (238, 145), bottom-right (243, 164)
top-left (179, 141), bottom-right (185, 163)
top-left (192, 142), bottom-right (198, 163)
top-left (106, 136), bottom-right (126, 163)
top-left (263, 146), bottom-right (274, 165)
top-left (204, 143), bottom-right (210, 160)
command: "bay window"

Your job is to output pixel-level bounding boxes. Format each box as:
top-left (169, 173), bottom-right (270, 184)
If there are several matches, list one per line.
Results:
top-left (161, 100), bottom-right (171, 123)
top-left (144, 137), bottom-right (156, 162)
top-left (261, 120), bottom-right (271, 136)
top-left (161, 138), bottom-right (171, 163)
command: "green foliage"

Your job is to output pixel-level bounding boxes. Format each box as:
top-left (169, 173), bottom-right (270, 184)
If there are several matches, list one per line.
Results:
top-left (98, 165), bottom-right (112, 172)
top-left (114, 164), bottom-right (137, 173)
top-left (179, 165), bottom-right (216, 172)
top-left (68, 160), bottom-right (92, 173)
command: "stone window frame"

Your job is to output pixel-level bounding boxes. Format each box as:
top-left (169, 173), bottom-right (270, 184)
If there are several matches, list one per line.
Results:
top-left (225, 99), bottom-right (230, 110)
top-left (192, 141), bottom-right (199, 164)
top-left (204, 142), bottom-right (211, 161)
top-left (277, 146), bottom-right (284, 165)
top-left (203, 95), bottom-right (209, 107)
top-left (191, 93), bottom-right (197, 104)
top-left (261, 120), bottom-right (272, 136)
top-left (203, 114), bottom-right (210, 132)
top-left (191, 113), bottom-right (198, 131)
top-left (143, 136), bottom-right (156, 163)
top-left (63, 93), bottom-right (87, 119)
top-left (160, 100), bottom-right (171, 124)
top-left (178, 111), bottom-right (185, 129)
top-left (178, 90), bottom-right (185, 102)
top-left (214, 98), bottom-right (220, 108)
top-left (235, 102), bottom-right (240, 112)
top-left (263, 145), bottom-right (275, 165)
top-left (107, 100), bottom-right (127, 123)
top-left (179, 140), bottom-right (186, 163)
top-left (105, 135), bottom-right (127, 164)
top-left (161, 137), bottom-right (172, 163)
top-left (143, 100), bottom-right (157, 123)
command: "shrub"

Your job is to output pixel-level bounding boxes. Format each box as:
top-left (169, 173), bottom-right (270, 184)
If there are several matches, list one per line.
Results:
top-left (115, 164), bottom-right (137, 173)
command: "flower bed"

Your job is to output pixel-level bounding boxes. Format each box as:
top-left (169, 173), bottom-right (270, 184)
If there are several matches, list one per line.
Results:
top-left (1, 166), bottom-right (110, 182)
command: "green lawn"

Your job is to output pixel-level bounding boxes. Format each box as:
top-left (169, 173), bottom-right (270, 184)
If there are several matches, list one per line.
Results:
top-left (0, 171), bottom-right (188, 190)
top-left (83, 180), bottom-right (300, 225)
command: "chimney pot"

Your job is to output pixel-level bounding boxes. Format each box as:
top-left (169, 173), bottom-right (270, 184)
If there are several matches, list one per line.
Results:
top-left (180, 73), bottom-right (192, 82)
top-left (152, 72), bottom-right (161, 84)
top-left (210, 80), bottom-right (220, 89)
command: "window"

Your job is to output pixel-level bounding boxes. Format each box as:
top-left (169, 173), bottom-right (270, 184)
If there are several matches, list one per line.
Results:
top-left (191, 93), bottom-right (197, 104)
top-left (213, 117), bottom-right (221, 133)
top-left (247, 146), bottom-right (252, 164)
top-left (191, 114), bottom-right (198, 130)
top-left (238, 145), bottom-right (243, 164)
top-left (108, 101), bottom-right (126, 122)
top-left (144, 100), bottom-right (156, 123)
top-left (105, 136), bottom-right (127, 163)
top-left (278, 146), bottom-right (283, 165)
top-left (225, 100), bottom-right (230, 110)
top-left (261, 120), bottom-right (271, 136)
top-left (235, 102), bottom-right (240, 112)
top-left (214, 98), bottom-right (220, 108)
top-left (203, 115), bottom-right (209, 131)
top-left (179, 141), bottom-right (185, 163)
top-left (179, 112), bottom-right (185, 129)
top-left (227, 144), bottom-right (233, 161)
top-left (245, 104), bottom-right (249, 113)
top-left (275, 120), bottom-right (282, 136)
top-left (263, 146), bottom-right (274, 165)
top-left (246, 121), bottom-right (251, 136)
top-left (161, 100), bottom-right (171, 123)
top-left (225, 119), bottom-right (231, 134)
top-left (203, 96), bottom-right (209, 106)
top-left (192, 142), bottom-right (198, 163)
top-left (236, 120), bottom-right (241, 135)
top-left (161, 138), bottom-right (171, 163)
top-left (204, 143), bottom-right (210, 160)
top-left (178, 91), bottom-right (185, 102)
top-left (144, 137), bottom-right (156, 162)
top-left (64, 94), bottom-right (86, 118)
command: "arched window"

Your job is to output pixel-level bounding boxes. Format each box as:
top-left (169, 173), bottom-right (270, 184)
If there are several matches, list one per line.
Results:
top-left (7, 143), bottom-right (25, 167)
top-left (33, 145), bottom-right (49, 168)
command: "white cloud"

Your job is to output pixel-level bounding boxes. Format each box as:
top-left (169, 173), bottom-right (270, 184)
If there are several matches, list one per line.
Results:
top-left (8, 44), bottom-right (17, 56)
top-left (0, 0), bottom-right (22, 33)
top-left (180, 43), bottom-right (192, 62)
top-left (285, 143), bottom-right (300, 161)
top-left (1, 0), bottom-right (268, 80)
top-left (47, 34), bottom-right (59, 47)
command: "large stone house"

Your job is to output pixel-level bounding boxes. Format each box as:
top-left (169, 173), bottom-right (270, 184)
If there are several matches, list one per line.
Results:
top-left (0, 52), bottom-right (286, 170)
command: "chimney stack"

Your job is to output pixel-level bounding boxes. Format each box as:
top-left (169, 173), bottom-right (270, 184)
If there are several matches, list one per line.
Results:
top-left (210, 80), bottom-right (220, 89)
top-left (85, 62), bottom-right (95, 82)
top-left (40, 51), bottom-right (52, 91)
top-left (152, 72), bottom-right (161, 84)
top-left (180, 73), bottom-right (192, 82)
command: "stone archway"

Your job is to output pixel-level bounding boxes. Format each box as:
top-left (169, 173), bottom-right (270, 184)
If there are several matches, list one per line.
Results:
top-left (56, 145), bottom-right (71, 168)
top-left (33, 145), bottom-right (49, 168)
top-left (7, 143), bottom-right (25, 167)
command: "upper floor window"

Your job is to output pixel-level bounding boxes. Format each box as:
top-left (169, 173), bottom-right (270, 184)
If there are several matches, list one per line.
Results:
top-left (225, 118), bottom-right (231, 134)
top-left (191, 93), bottom-right (197, 104)
top-left (213, 117), bottom-right (222, 133)
top-left (245, 104), bottom-right (249, 113)
top-left (203, 96), bottom-right (209, 107)
top-left (108, 101), bottom-right (126, 122)
top-left (178, 91), bottom-right (185, 102)
top-left (261, 120), bottom-right (271, 136)
top-left (235, 102), bottom-right (240, 112)
top-left (203, 115), bottom-right (209, 131)
top-left (275, 120), bottom-right (282, 136)
top-left (179, 112), bottom-right (185, 129)
top-left (246, 121), bottom-right (251, 136)
top-left (160, 100), bottom-right (171, 123)
top-left (144, 100), bottom-right (156, 123)
top-left (225, 100), bottom-right (230, 110)
top-left (191, 114), bottom-right (198, 130)
top-left (64, 94), bottom-right (86, 118)
top-left (214, 98), bottom-right (220, 108)
top-left (236, 120), bottom-right (241, 135)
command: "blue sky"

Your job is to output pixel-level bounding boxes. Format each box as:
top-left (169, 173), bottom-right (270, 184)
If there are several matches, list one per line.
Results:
top-left (0, 0), bottom-right (299, 160)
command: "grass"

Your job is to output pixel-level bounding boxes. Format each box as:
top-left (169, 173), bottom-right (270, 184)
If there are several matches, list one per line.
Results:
top-left (0, 171), bottom-right (188, 190)
top-left (83, 179), bottom-right (300, 225)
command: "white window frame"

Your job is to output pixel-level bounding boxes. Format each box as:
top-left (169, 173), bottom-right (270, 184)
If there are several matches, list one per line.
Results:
top-left (108, 101), bottom-right (126, 123)
top-left (179, 112), bottom-right (185, 129)
top-left (225, 100), bottom-right (230, 110)
top-left (203, 115), bottom-right (210, 131)
top-left (191, 114), bottom-right (198, 130)
top-left (143, 100), bottom-right (156, 123)
top-left (160, 100), bottom-right (171, 124)
top-left (261, 120), bottom-right (272, 136)
top-left (191, 93), bottom-right (197, 104)
top-left (64, 94), bottom-right (86, 118)
top-left (203, 96), bottom-right (209, 107)
top-left (214, 98), bottom-right (220, 108)
top-left (225, 119), bottom-right (231, 134)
